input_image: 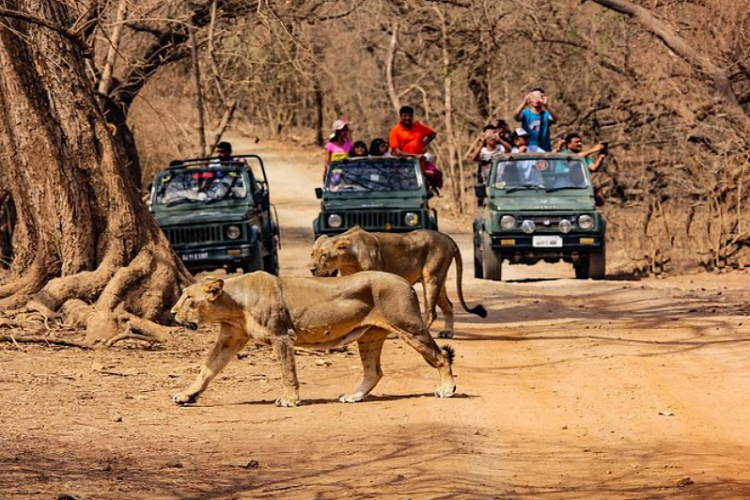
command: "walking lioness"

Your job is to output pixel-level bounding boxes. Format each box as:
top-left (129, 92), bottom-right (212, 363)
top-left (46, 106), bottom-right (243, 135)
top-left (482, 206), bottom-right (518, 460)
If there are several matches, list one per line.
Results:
top-left (171, 271), bottom-right (456, 407)
top-left (309, 227), bottom-right (487, 338)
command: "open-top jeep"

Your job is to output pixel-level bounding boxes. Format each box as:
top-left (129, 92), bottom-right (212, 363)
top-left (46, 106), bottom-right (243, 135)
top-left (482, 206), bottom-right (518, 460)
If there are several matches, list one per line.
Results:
top-left (473, 153), bottom-right (606, 280)
top-left (313, 156), bottom-right (438, 239)
top-left (150, 155), bottom-right (279, 275)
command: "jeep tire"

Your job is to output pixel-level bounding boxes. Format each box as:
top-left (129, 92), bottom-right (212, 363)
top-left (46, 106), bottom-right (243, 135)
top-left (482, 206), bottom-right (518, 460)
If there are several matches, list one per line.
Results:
top-left (263, 237), bottom-right (280, 276)
top-left (481, 233), bottom-right (502, 281)
top-left (588, 246), bottom-right (606, 280)
top-left (473, 240), bottom-right (483, 279)
top-left (575, 246), bottom-right (606, 280)
top-left (242, 240), bottom-right (264, 274)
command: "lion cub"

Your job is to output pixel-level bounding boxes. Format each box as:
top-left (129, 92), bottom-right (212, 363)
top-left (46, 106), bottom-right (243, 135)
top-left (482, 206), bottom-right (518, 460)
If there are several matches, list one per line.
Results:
top-left (171, 271), bottom-right (456, 407)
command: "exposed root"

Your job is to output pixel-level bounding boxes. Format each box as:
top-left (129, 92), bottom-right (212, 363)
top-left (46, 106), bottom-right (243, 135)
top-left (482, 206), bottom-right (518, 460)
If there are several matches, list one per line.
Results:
top-left (31, 254), bottom-right (122, 312)
top-left (0, 263), bottom-right (50, 308)
top-left (104, 324), bottom-right (161, 347)
top-left (0, 333), bottom-right (88, 349)
top-left (1, 243), bottom-right (189, 348)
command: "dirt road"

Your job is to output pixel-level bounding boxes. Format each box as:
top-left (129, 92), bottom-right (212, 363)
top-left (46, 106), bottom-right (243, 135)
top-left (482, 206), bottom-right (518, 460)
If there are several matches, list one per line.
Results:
top-left (2, 139), bottom-right (749, 499)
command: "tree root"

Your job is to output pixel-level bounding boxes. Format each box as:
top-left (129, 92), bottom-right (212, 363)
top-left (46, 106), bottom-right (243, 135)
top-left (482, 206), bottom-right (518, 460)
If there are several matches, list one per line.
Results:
top-left (1, 242), bottom-right (190, 348)
top-left (0, 333), bottom-right (88, 349)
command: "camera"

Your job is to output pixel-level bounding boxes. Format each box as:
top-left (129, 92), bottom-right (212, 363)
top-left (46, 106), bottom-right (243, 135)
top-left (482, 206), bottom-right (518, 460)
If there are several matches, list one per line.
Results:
top-left (600, 142), bottom-right (609, 154)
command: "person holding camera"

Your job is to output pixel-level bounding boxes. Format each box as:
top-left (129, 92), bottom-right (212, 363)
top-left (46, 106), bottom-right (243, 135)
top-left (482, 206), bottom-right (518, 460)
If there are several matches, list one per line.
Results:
top-left (555, 132), bottom-right (608, 172)
top-left (513, 88), bottom-right (557, 151)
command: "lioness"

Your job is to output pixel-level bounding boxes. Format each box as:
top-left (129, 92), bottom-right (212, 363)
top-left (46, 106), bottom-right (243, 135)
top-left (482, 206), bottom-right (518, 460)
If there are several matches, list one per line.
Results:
top-left (309, 227), bottom-right (486, 338)
top-left (171, 271), bottom-right (456, 407)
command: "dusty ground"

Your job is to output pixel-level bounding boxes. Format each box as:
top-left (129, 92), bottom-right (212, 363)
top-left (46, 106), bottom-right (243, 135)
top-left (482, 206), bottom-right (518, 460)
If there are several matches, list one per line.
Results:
top-left (2, 138), bottom-right (750, 500)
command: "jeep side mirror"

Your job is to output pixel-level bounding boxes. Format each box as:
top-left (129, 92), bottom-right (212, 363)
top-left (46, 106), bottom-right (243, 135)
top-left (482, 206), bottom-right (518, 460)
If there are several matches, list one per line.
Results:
top-left (315, 187), bottom-right (323, 199)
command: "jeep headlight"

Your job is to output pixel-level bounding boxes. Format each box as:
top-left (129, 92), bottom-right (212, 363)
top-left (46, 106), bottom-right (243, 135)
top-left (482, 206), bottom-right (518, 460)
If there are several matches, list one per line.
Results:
top-left (559, 219), bottom-right (573, 234)
top-left (521, 219), bottom-right (536, 234)
top-left (500, 215), bottom-right (516, 230)
top-left (327, 214), bottom-right (343, 228)
top-left (226, 225), bottom-right (241, 240)
top-left (404, 212), bottom-right (419, 227)
top-left (578, 214), bottom-right (594, 230)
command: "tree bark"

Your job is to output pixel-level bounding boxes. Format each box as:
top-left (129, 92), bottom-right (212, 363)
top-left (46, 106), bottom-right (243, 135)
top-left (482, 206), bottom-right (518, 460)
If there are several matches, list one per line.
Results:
top-left (0, 0), bottom-right (191, 345)
top-left (386, 20), bottom-right (401, 114)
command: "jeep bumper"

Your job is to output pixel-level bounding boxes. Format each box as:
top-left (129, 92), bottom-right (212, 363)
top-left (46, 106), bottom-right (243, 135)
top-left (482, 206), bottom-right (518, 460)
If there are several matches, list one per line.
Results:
top-left (486, 233), bottom-right (604, 263)
top-left (176, 244), bottom-right (256, 269)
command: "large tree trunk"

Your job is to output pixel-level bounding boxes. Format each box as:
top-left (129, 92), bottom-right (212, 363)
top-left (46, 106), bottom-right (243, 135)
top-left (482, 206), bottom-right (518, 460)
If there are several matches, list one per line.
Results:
top-left (0, 0), bottom-right (191, 345)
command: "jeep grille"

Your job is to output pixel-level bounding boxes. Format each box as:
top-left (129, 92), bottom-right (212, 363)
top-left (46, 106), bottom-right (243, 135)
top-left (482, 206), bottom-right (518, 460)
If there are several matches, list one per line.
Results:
top-left (164, 225), bottom-right (229, 246)
top-left (345, 211), bottom-right (401, 229)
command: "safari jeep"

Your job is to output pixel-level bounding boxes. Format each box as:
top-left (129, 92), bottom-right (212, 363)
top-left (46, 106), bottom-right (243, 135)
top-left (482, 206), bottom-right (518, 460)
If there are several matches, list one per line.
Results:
top-left (313, 157), bottom-right (438, 239)
top-left (473, 153), bottom-right (606, 280)
top-left (150, 155), bottom-right (280, 275)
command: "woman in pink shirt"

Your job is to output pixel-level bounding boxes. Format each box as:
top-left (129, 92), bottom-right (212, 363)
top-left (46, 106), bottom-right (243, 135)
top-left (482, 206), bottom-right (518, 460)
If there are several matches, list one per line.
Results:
top-left (324, 118), bottom-right (352, 179)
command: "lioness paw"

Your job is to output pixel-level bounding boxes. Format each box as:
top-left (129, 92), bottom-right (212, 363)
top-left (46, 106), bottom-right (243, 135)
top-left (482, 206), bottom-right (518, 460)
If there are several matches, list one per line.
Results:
top-left (438, 330), bottom-right (454, 339)
top-left (275, 396), bottom-right (300, 408)
top-left (339, 393), bottom-right (365, 403)
top-left (172, 392), bottom-right (198, 405)
top-left (434, 385), bottom-right (456, 398)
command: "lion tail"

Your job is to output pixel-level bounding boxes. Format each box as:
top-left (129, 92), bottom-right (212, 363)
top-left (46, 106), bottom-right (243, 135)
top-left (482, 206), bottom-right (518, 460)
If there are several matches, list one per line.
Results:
top-left (452, 241), bottom-right (488, 319)
top-left (441, 345), bottom-right (456, 365)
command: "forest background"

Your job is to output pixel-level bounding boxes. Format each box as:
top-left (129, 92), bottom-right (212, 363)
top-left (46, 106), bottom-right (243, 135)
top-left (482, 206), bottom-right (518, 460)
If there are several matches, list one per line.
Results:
top-left (0, 0), bottom-right (749, 344)
top-left (132, 0), bottom-right (750, 275)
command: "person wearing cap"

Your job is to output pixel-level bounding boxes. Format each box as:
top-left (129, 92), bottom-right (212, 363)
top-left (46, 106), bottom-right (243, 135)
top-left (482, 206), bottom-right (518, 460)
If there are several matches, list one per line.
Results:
top-left (509, 129), bottom-right (545, 186)
top-left (510, 127), bottom-right (547, 153)
top-left (388, 106), bottom-right (436, 160)
top-left (513, 88), bottom-right (557, 151)
top-left (324, 118), bottom-right (353, 174)
top-left (472, 127), bottom-right (511, 184)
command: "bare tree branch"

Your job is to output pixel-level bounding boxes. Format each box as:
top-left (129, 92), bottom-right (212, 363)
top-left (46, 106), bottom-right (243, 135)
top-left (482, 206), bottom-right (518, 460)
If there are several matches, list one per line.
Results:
top-left (589, 0), bottom-right (750, 129)
top-left (0, 7), bottom-right (91, 56)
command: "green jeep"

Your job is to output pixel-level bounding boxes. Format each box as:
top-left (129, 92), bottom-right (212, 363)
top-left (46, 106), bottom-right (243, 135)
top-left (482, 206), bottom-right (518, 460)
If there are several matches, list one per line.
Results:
top-left (313, 157), bottom-right (438, 239)
top-left (150, 155), bottom-right (280, 275)
top-left (473, 153), bottom-right (606, 280)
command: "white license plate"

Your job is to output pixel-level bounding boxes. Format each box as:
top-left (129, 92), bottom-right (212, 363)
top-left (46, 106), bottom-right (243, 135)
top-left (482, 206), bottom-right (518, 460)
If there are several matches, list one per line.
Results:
top-left (532, 236), bottom-right (563, 248)
top-left (181, 252), bottom-right (209, 261)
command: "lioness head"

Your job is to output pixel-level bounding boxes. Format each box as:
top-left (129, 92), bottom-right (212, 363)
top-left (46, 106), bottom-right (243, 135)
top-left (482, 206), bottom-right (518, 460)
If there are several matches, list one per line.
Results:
top-left (171, 278), bottom-right (225, 328)
top-left (309, 235), bottom-right (351, 276)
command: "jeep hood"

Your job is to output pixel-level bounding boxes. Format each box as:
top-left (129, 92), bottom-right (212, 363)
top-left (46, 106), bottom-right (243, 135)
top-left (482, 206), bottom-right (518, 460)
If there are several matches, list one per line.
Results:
top-left (322, 195), bottom-right (426, 210)
top-left (153, 208), bottom-right (249, 226)
top-left (490, 194), bottom-right (595, 212)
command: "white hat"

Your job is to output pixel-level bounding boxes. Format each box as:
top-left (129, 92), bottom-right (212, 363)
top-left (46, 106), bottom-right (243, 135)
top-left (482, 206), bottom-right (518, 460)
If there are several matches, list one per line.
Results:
top-left (515, 127), bottom-right (529, 137)
top-left (331, 118), bottom-right (349, 132)
top-left (423, 152), bottom-right (434, 163)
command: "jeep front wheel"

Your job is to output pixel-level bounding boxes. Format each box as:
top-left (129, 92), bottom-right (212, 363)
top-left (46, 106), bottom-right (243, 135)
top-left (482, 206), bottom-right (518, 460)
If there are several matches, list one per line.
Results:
top-left (473, 241), bottom-right (483, 279)
top-left (588, 246), bottom-right (606, 280)
top-left (481, 234), bottom-right (502, 281)
top-left (575, 246), bottom-right (606, 280)
top-left (241, 240), bottom-right (264, 274)
top-left (263, 237), bottom-right (280, 276)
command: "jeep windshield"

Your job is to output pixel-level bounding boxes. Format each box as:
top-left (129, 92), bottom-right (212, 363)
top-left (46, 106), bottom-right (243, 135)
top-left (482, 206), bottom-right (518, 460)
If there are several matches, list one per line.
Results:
top-left (154, 168), bottom-right (249, 206)
top-left (491, 156), bottom-right (590, 192)
top-left (325, 159), bottom-right (422, 193)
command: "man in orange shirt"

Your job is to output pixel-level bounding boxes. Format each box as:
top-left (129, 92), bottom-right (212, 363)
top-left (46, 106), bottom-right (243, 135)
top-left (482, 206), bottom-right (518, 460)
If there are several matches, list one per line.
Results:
top-left (389, 106), bottom-right (437, 159)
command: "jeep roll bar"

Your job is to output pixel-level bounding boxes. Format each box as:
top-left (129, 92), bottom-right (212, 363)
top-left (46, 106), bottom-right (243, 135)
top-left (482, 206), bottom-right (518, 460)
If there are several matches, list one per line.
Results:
top-left (170, 154), bottom-right (270, 199)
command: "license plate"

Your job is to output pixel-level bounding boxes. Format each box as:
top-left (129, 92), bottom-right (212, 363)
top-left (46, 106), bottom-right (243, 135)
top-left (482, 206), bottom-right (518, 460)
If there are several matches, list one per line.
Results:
top-left (532, 236), bottom-right (563, 248)
top-left (181, 252), bottom-right (209, 261)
